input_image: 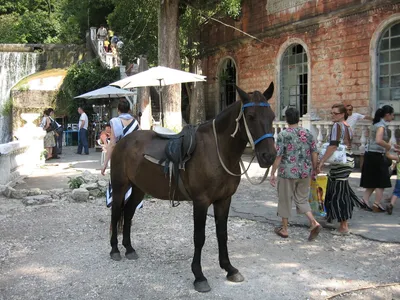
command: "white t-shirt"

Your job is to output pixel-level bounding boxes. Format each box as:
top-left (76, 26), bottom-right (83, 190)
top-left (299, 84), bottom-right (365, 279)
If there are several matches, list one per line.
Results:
top-left (346, 112), bottom-right (365, 129)
top-left (79, 112), bottom-right (88, 130)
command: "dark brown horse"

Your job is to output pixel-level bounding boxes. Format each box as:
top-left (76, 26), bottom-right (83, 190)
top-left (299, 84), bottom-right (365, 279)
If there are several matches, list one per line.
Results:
top-left (109, 83), bottom-right (276, 292)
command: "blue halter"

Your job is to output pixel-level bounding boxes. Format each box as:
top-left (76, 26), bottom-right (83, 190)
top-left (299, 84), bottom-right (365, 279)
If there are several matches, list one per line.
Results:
top-left (242, 102), bottom-right (274, 145)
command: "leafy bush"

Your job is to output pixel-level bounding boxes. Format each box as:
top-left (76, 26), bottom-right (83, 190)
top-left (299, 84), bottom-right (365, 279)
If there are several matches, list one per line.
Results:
top-left (56, 59), bottom-right (120, 118)
top-left (68, 176), bottom-right (84, 189)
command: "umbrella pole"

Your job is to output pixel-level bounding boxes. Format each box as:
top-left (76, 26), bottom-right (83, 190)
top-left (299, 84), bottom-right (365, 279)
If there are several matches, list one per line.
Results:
top-left (159, 79), bottom-right (164, 127)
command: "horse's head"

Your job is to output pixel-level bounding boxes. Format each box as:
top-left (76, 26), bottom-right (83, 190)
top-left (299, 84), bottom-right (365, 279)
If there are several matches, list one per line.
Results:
top-left (236, 82), bottom-right (277, 168)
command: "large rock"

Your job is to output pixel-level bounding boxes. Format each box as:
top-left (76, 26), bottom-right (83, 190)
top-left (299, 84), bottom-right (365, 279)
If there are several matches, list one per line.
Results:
top-left (0, 185), bottom-right (6, 195)
top-left (11, 189), bottom-right (29, 199)
top-left (3, 186), bottom-right (15, 198)
top-left (22, 195), bottom-right (52, 206)
top-left (71, 188), bottom-right (89, 202)
top-left (81, 170), bottom-right (98, 184)
top-left (89, 188), bottom-right (103, 197)
top-left (80, 183), bottom-right (98, 190)
top-left (97, 180), bottom-right (108, 188)
top-left (28, 188), bottom-right (42, 196)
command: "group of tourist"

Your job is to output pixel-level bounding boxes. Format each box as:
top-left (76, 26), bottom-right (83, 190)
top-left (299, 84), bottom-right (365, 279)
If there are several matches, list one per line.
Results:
top-left (97, 24), bottom-right (122, 64)
top-left (270, 103), bottom-right (398, 240)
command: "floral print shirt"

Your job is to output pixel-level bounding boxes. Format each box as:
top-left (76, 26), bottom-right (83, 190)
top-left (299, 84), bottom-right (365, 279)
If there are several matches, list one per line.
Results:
top-left (275, 127), bottom-right (317, 179)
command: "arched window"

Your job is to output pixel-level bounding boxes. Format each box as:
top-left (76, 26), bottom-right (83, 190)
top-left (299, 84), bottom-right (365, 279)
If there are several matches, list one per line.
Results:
top-left (280, 44), bottom-right (308, 120)
top-left (377, 22), bottom-right (400, 109)
top-left (218, 58), bottom-right (237, 111)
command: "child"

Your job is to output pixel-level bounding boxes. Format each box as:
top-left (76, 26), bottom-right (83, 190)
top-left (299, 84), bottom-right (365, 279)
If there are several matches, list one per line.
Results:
top-left (387, 129), bottom-right (400, 215)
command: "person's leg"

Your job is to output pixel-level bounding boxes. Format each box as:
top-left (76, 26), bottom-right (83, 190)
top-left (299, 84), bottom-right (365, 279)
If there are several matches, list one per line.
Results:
top-left (372, 188), bottom-right (386, 212)
top-left (77, 129), bottom-right (83, 154)
top-left (362, 188), bottom-right (375, 206)
top-left (57, 129), bottom-right (63, 154)
top-left (387, 180), bottom-right (400, 214)
top-left (293, 178), bottom-right (321, 232)
top-left (276, 178), bottom-right (295, 237)
top-left (339, 220), bottom-right (349, 233)
top-left (46, 147), bottom-right (52, 159)
top-left (82, 129), bottom-right (89, 154)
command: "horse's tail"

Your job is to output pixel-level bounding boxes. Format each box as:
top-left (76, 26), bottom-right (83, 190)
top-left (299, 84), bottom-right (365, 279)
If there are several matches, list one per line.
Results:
top-left (109, 202), bottom-right (125, 238)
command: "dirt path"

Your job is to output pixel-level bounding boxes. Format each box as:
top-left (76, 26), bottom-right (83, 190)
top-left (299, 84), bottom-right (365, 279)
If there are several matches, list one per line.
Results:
top-left (0, 196), bottom-right (399, 300)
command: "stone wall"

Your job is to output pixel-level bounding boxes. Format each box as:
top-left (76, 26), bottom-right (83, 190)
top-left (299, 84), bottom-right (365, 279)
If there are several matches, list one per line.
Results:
top-left (11, 90), bottom-right (57, 129)
top-left (200, 0), bottom-right (400, 119)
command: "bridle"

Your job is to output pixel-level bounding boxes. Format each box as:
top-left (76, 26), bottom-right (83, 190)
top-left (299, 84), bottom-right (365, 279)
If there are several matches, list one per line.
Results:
top-left (212, 101), bottom-right (274, 185)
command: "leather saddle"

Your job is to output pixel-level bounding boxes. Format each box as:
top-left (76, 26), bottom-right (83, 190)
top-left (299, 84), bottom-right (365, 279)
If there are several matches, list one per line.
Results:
top-left (144, 125), bottom-right (198, 201)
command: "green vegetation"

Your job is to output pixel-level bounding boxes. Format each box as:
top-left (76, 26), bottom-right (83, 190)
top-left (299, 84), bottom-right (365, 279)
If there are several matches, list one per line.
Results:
top-left (0, 98), bottom-right (13, 116)
top-left (56, 59), bottom-right (120, 119)
top-left (68, 176), bottom-right (84, 189)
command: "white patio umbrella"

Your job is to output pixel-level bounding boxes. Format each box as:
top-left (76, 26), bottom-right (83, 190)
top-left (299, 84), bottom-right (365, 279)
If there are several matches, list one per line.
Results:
top-left (74, 85), bottom-right (135, 99)
top-left (110, 66), bottom-right (206, 126)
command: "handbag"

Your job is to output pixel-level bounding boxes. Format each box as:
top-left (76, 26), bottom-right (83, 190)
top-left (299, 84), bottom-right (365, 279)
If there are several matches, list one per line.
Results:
top-left (46, 119), bottom-right (58, 133)
top-left (318, 142), bottom-right (347, 165)
top-left (318, 123), bottom-right (348, 165)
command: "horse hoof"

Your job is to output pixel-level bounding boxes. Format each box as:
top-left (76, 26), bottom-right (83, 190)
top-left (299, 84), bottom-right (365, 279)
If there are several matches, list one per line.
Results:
top-left (194, 280), bottom-right (211, 293)
top-left (110, 252), bottom-right (122, 261)
top-left (227, 272), bottom-right (244, 283)
top-left (125, 251), bottom-right (139, 260)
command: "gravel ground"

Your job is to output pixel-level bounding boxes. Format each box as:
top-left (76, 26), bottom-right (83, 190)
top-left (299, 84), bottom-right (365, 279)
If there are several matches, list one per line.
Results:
top-left (0, 196), bottom-right (399, 300)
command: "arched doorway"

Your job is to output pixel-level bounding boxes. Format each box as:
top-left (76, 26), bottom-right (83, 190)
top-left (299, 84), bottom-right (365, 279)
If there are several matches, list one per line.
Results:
top-left (377, 22), bottom-right (400, 112)
top-left (218, 58), bottom-right (237, 111)
top-left (280, 44), bottom-right (308, 120)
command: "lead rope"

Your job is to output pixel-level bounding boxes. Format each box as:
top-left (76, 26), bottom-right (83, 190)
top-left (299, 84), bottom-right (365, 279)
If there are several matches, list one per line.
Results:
top-left (212, 108), bottom-right (270, 185)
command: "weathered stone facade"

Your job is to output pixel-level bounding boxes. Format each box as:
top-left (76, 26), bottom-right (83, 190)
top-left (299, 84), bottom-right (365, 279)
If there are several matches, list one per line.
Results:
top-left (200, 0), bottom-right (400, 120)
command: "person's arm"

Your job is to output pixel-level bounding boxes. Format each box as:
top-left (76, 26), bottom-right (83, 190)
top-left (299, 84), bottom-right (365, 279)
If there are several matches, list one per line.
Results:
top-left (318, 123), bottom-right (339, 171)
top-left (269, 156), bottom-right (282, 187)
top-left (375, 127), bottom-right (392, 152)
top-left (101, 128), bottom-right (117, 175)
top-left (311, 152), bottom-right (319, 177)
top-left (79, 115), bottom-right (86, 129)
top-left (44, 117), bottom-right (50, 130)
top-left (386, 151), bottom-right (399, 162)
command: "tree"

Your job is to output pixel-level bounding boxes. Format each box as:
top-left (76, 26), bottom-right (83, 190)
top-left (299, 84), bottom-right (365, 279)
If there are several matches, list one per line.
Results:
top-left (107, 0), bottom-right (158, 65)
top-left (158, 0), bottom-right (242, 129)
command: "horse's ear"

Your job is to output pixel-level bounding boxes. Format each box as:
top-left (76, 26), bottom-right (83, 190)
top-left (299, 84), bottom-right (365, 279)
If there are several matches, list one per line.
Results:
top-left (235, 85), bottom-right (249, 103)
top-left (263, 82), bottom-right (274, 101)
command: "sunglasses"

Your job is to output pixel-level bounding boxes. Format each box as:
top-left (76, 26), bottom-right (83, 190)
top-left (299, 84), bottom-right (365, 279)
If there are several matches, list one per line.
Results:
top-left (331, 112), bottom-right (343, 115)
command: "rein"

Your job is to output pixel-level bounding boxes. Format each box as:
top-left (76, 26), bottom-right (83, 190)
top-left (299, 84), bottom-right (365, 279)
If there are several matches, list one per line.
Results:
top-left (212, 102), bottom-right (273, 185)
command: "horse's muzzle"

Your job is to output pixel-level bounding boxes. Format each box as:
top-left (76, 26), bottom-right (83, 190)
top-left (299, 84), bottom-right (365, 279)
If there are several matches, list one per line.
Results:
top-left (256, 152), bottom-right (276, 168)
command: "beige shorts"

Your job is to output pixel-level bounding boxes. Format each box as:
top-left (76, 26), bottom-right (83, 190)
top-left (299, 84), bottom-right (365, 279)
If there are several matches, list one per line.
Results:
top-left (277, 177), bottom-right (312, 218)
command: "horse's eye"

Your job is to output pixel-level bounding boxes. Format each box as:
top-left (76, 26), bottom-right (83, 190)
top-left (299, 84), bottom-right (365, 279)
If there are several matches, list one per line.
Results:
top-left (247, 114), bottom-right (255, 121)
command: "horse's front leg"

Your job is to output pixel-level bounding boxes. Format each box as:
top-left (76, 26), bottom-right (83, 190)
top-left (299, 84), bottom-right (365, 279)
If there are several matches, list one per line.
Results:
top-left (213, 197), bottom-right (244, 282)
top-left (191, 202), bottom-right (211, 293)
top-left (122, 188), bottom-right (144, 260)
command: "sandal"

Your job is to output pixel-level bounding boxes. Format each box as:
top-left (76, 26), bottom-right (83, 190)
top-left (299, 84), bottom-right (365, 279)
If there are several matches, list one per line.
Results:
top-left (274, 227), bottom-right (288, 238)
top-left (361, 199), bottom-right (372, 211)
top-left (331, 230), bottom-right (350, 236)
top-left (308, 224), bottom-right (322, 241)
top-left (387, 203), bottom-right (394, 215)
top-left (372, 203), bottom-right (385, 213)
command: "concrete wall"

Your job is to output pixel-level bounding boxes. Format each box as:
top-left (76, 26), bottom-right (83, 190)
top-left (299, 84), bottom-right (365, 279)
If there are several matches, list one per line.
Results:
top-left (200, 0), bottom-right (400, 119)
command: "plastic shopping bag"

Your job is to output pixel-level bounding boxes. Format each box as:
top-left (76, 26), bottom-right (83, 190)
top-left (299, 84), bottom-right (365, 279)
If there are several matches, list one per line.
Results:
top-left (309, 175), bottom-right (327, 217)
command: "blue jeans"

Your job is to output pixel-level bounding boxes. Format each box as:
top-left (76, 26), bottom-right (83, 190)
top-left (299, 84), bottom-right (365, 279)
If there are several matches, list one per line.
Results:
top-left (77, 128), bottom-right (89, 154)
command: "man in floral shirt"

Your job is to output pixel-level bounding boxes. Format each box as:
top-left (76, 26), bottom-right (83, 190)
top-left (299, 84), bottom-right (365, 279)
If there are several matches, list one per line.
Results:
top-left (270, 108), bottom-right (322, 241)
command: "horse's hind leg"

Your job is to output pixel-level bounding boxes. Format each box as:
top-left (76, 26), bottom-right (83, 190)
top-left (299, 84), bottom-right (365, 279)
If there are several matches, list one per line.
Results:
top-left (213, 197), bottom-right (244, 282)
top-left (191, 202), bottom-right (211, 293)
top-left (110, 192), bottom-right (124, 261)
top-left (122, 186), bottom-right (144, 260)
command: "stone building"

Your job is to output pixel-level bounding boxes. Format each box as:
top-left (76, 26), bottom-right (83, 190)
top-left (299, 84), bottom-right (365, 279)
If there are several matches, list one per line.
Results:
top-left (200, 0), bottom-right (400, 122)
